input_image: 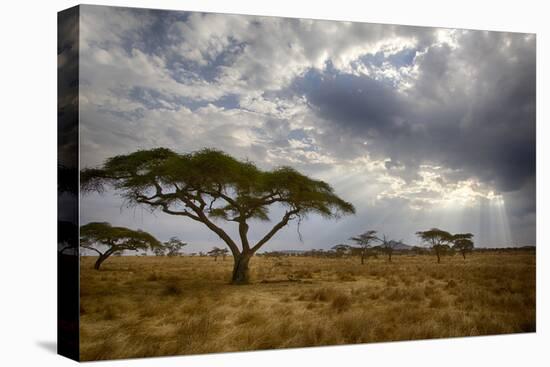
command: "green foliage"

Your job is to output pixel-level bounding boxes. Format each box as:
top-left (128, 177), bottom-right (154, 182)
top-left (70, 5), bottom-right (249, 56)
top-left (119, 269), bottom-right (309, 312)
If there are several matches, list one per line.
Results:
top-left (153, 247), bottom-right (166, 256)
top-left (416, 229), bottom-right (473, 262)
top-left (452, 233), bottom-right (475, 258)
top-left (163, 237), bottom-right (187, 257)
top-left (207, 246), bottom-right (229, 258)
top-left (81, 148), bottom-right (355, 222)
top-left (415, 228), bottom-right (453, 249)
top-left (80, 222), bottom-right (161, 253)
top-left (350, 230), bottom-right (379, 249)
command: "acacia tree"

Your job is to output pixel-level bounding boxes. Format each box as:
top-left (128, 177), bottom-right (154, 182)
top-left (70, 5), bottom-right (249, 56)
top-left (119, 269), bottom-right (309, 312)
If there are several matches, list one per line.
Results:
top-left (452, 233), bottom-right (474, 260)
top-left (415, 228), bottom-right (453, 263)
top-left (153, 246), bottom-right (166, 256)
top-left (350, 230), bottom-right (379, 264)
top-left (81, 148), bottom-right (355, 284)
top-left (376, 235), bottom-right (402, 263)
top-left (164, 237), bottom-right (187, 257)
top-left (80, 222), bottom-right (161, 269)
top-left (208, 246), bottom-right (229, 261)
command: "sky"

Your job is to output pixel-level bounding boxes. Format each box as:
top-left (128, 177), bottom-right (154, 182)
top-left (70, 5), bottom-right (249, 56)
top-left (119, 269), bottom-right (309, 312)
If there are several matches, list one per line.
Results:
top-left (78, 5), bottom-right (536, 252)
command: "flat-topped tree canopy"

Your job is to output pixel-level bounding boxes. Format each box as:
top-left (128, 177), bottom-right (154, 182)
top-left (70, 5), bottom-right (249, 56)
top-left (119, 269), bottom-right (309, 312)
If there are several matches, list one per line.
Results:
top-left (453, 233), bottom-right (474, 241)
top-left (81, 148), bottom-right (354, 221)
top-left (81, 148), bottom-right (355, 283)
top-left (415, 228), bottom-right (453, 245)
top-left (452, 233), bottom-right (475, 259)
top-left (80, 221), bottom-right (161, 250)
top-left (80, 222), bottom-right (161, 269)
top-left (349, 230), bottom-right (379, 264)
top-left (416, 228), bottom-right (454, 263)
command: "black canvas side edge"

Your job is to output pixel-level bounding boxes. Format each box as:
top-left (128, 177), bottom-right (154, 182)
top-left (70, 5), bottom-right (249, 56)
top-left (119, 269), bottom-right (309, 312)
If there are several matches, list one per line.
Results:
top-left (57, 5), bottom-right (80, 362)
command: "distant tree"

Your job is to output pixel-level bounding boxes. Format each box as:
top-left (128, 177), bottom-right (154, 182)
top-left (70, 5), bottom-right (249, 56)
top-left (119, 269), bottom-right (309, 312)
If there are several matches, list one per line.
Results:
top-left (164, 237), bottom-right (187, 257)
top-left (375, 235), bottom-right (401, 263)
top-left (153, 246), bottom-right (166, 256)
top-left (415, 228), bottom-right (453, 263)
top-left (350, 230), bottom-right (380, 264)
top-left (80, 222), bottom-right (161, 270)
top-left (208, 246), bottom-right (226, 261)
top-left (331, 244), bottom-right (352, 257)
top-left (81, 148), bottom-right (354, 284)
top-left (452, 233), bottom-right (475, 260)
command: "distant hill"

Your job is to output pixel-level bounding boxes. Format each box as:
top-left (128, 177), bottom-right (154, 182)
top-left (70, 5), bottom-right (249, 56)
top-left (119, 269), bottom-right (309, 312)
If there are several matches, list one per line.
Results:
top-left (388, 240), bottom-right (413, 250)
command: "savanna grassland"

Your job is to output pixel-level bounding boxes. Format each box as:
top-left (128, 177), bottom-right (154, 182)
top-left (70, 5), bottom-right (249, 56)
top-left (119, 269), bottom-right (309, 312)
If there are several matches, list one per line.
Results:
top-left (79, 251), bottom-right (535, 360)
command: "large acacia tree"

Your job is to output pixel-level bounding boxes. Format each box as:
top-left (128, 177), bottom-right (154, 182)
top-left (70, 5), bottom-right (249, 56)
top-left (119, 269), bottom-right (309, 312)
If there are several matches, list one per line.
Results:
top-left (80, 222), bottom-right (161, 269)
top-left (81, 148), bottom-right (355, 284)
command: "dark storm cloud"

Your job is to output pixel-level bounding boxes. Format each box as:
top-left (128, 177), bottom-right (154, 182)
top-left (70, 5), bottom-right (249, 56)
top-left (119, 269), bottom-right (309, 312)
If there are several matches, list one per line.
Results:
top-left (293, 31), bottom-right (535, 201)
top-left (294, 64), bottom-right (411, 137)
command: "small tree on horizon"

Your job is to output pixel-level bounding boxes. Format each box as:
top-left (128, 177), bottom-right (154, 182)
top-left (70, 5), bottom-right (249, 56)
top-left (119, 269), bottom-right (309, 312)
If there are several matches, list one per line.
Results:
top-left (375, 234), bottom-right (402, 263)
top-left (415, 228), bottom-right (453, 263)
top-left (80, 222), bottom-right (161, 269)
top-left (153, 246), bottom-right (166, 256)
top-left (208, 246), bottom-right (229, 261)
top-left (350, 230), bottom-right (379, 264)
top-left (164, 237), bottom-right (187, 257)
top-left (452, 233), bottom-right (475, 260)
top-left (81, 148), bottom-right (354, 284)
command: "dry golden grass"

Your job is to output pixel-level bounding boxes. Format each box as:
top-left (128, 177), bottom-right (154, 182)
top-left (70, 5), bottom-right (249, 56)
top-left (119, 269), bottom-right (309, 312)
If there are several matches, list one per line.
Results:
top-left (79, 252), bottom-right (535, 360)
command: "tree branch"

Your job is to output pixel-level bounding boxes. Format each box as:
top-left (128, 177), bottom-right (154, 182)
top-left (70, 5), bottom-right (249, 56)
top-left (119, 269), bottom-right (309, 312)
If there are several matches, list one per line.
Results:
top-left (81, 244), bottom-right (103, 256)
top-left (238, 221), bottom-right (250, 252)
top-left (134, 183), bottom-right (241, 256)
top-left (177, 193), bottom-right (242, 257)
top-left (251, 209), bottom-right (300, 253)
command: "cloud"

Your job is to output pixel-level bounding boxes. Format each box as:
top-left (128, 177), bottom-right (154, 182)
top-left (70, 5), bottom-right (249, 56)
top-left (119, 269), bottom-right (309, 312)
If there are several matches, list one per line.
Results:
top-left (77, 5), bottom-right (536, 247)
top-left (292, 30), bottom-right (535, 193)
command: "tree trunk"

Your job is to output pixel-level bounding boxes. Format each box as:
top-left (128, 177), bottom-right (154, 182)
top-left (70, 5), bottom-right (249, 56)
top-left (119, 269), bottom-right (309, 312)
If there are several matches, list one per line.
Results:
top-left (436, 251), bottom-right (441, 264)
top-left (388, 252), bottom-right (392, 263)
top-left (360, 252), bottom-right (365, 265)
top-left (94, 253), bottom-right (109, 270)
top-left (231, 253), bottom-right (252, 284)
top-left (462, 251), bottom-right (466, 260)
